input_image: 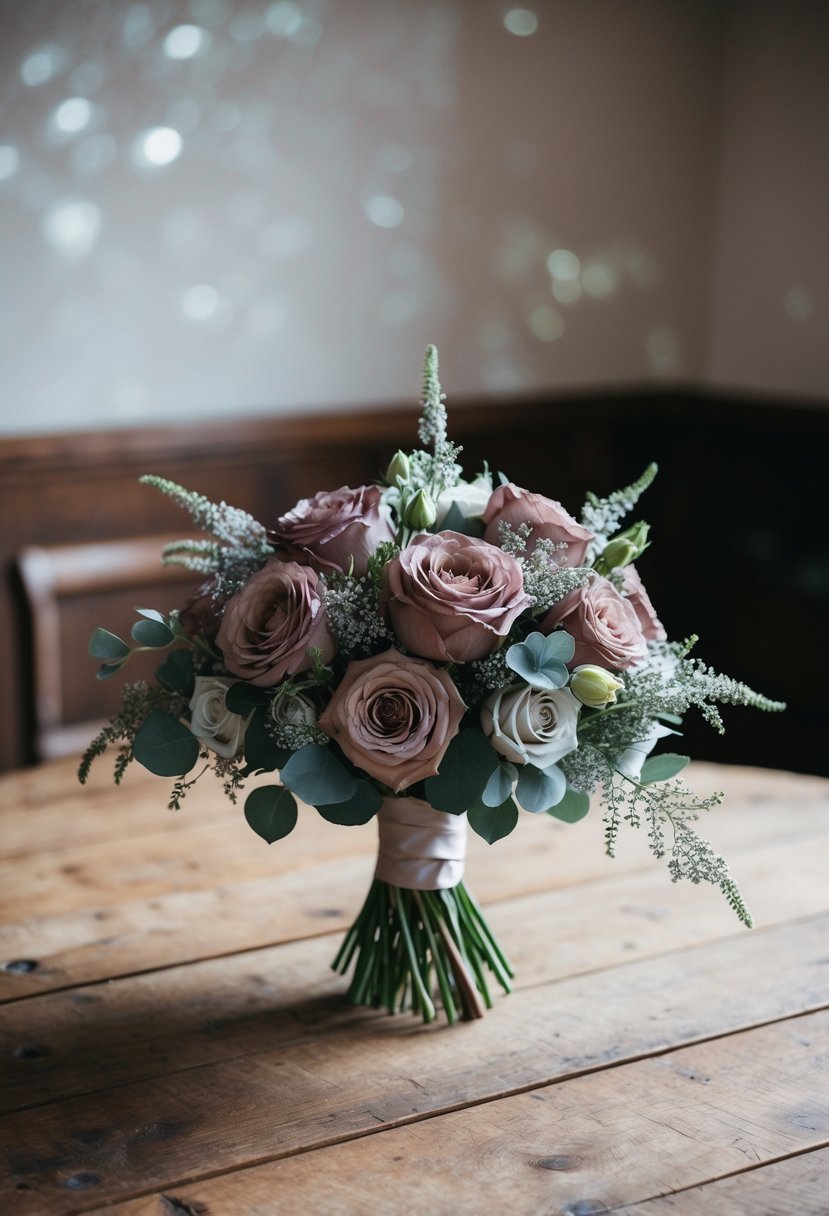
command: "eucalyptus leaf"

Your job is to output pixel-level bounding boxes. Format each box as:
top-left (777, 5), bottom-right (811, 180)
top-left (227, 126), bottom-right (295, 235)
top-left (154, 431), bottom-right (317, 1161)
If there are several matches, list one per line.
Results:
top-left (225, 682), bottom-right (267, 714)
top-left (506, 632), bottom-right (572, 690)
top-left (516, 762), bottom-right (567, 813)
top-left (88, 628), bottom-right (130, 661)
top-left (316, 781), bottom-right (382, 825)
top-left (131, 618), bottom-right (175, 648)
top-left (133, 710), bottom-right (199, 777)
top-left (155, 649), bottom-right (195, 696)
top-left (468, 796), bottom-right (519, 844)
top-left (424, 730), bottom-right (500, 815)
top-left (481, 762), bottom-right (517, 808)
top-left (243, 708), bottom-right (289, 774)
top-left (96, 661), bottom-right (125, 681)
top-left (547, 786), bottom-right (590, 823)
top-left (134, 607), bottom-right (167, 624)
top-left (280, 743), bottom-right (358, 806)
top-left (439, 501), bottom-right (485, 538)
top-left (244, 785), bottom-right (298, 843)
top-left (639, 753), bottom-right (691, 784)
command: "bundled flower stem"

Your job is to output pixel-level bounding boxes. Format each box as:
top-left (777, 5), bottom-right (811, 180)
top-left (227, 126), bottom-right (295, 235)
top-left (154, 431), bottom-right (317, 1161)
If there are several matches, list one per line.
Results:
top-left (332, 879), bottom-right (513, 1024)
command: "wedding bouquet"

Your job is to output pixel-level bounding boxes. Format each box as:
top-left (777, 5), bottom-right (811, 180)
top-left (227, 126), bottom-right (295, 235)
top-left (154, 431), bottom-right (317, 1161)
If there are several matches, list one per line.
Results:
top-left (81, 346), bottom-right (784, 1024)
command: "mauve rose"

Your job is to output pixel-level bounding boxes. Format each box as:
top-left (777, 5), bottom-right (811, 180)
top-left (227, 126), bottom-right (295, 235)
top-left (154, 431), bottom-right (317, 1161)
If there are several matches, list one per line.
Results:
top-left (384, 531), bottom-right (530, 663)
top-left (318, 648), bottom-right (466, 791)
top-left (179, 575), bottom-right (226, 640)
top-left (621, 564), bottom-right (667, 642)
top-left (482, 483), bottom-right (595, 567)
top-left (270, 484), bottom-right (394, 575)
top-left (540, 574), bottom-right (648, 671)
top-left (216, 558), bottom-right (335, 686)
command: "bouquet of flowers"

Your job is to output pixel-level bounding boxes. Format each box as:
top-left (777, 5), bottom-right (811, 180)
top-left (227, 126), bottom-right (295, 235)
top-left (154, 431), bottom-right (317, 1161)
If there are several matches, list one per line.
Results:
top-left (81, 346), bottom-right (784, 1024)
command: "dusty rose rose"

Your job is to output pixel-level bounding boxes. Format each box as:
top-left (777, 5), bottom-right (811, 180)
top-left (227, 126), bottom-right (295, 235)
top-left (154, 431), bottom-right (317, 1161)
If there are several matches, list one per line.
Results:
top-left (621, 564), bottom-right (667, 642)
top-left (216, 558), bottom-right (335, 686)
top-left (384, 531), bottom-right (530, 663)
top-left (270, 484), bottom-right (394, 575)
top-left (482, 483), bottom-right (595, 567)
top-left (318, 648), bottom-right (466, 791)
top-left (540, 574), bottom-right (647, 671)
top-left (179, 575), bottom-right (226, 640)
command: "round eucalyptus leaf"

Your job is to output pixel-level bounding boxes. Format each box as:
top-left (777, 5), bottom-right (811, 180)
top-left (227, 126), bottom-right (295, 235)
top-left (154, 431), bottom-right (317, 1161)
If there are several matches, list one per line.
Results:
top-left (133, 710), bottom-right (199, 777)
top-left (424, 730), bottom-right (499, 815)
top-left (244, 786), bottom-right (298, 843)
top-left (131, 618), bottom-right (175, 648)
top-left (639, 753), bottom-right (691, 784)
top-left (468, 796), bottom-right (519, 844)
top-left (547, 787), bottom-right (590, 823)
top-left (516, 762), bottom-right (567, 813)
top-left (88, 628), bottom-right (130, 661)
top-left (280, 743), bottom-right (358, 806)
top-left (316, 782), bottom-right (382, 826)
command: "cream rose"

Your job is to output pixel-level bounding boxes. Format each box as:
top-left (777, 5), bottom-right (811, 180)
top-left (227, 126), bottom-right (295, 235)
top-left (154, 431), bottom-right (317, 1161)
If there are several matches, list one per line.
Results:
top-left (384, 531), bottom-right (530, 663)
top-left (318, 648), bottom-right (466, 792)
top-left (188, 676), bottom-right (250, 759)
top-left (216, 558), bottom-right (335, 687)
top-left (482, 483), bottom-right (595, 567)
top-left (435, 474), bottom-right (493, 527)
top-left (481, 684), bottom-right (580, 767)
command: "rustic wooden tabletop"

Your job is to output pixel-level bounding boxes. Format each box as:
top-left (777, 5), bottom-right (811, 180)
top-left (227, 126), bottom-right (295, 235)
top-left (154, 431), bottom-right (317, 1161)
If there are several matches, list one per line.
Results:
top-left (1, 757), bottom-right (827, 1214)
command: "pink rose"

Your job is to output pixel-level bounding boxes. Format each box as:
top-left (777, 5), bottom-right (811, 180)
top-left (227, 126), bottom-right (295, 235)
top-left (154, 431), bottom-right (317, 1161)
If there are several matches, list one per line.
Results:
top-left (179, 574), bottom-right (226, 640)
top-left (540, 574), bottom-right (648, 671)
top-left (270, 484), bottom-right (394, 575)
top-left (483, 483), bottom-right (595, 567)
top-left (621, 564), bottom-right (667, 642)
top-left (384, 531), bottom-right (530, 663)
top-left (318, 648), bottom-right (466, 791)
top-left (216, 558), bottom-right (335, 686)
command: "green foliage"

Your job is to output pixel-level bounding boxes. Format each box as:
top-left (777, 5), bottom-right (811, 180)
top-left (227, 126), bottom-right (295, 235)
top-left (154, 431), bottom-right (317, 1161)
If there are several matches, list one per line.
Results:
top-left (279, 743), bottom-right (358, 806)
top-left (133, 710), bottom-right (200, 777)
top-left (155, 649), bottom-right (195, 696)
top-left (515, 762), bottom-right (567, 813)
top-left (424, 729), bottom-right (499, 815)
top-left (547, 787), bottom-right (590, 823)
top-left (580, 462), bottom-right (658, 541)
top-left (506, 630), bottom-right (573, 689)
top-left (640, 753), bottom-right (690, 784)
top-left (481, 761), bottom-right (518, 808)
top-left (244, 786), bottom-right (298, 843)
top-left (315, 784), bottom-right (383, 825)
top-left (468, 796), bottom-right (519, 844)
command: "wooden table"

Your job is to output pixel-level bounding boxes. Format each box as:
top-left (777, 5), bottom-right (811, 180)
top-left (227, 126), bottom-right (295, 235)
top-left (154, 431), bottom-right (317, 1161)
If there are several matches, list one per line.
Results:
top-left (1, 757), bottom-right (827, 1214)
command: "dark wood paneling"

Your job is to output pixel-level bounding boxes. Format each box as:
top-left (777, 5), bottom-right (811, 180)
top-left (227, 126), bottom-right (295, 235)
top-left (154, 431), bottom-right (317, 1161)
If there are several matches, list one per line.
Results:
top-left (1, 388), bottom-right (825, 774)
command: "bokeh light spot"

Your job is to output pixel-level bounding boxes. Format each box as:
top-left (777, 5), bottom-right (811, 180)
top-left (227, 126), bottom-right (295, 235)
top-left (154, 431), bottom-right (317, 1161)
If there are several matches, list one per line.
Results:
top-left (503, 9), bottom-right (538, 37)
top-left (163, 25), bottom-right (208, 59)
top-left (0, 146), bottom-right (21, 181)
top-left (54, 97), bottom-right (93, 134)
top-left (547, 248), bottom-right (580, 281)
top-left (784, 286), bottom-right (813, 323)
top-left (266, 2), bottom-right (304, 37)
top-left (582, 260), bottom-right (619, 299)
top-left (365, 195), bottom-right (404, 228)
top-left (134, 127), bottom-right (183, 167)
top-left (21, 46), bottom-right (66, 86)
top-left (528, 305), bottom-right (564, 341)
top-left (551, 279), bottom-right (582, 305)
top-left (42, 199), bottom-right (101, 257)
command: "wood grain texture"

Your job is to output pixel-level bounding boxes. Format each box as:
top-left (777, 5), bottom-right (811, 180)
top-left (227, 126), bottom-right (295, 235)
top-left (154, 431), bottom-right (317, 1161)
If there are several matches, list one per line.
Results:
top-left (1, 761), bottom-right (826, 1215)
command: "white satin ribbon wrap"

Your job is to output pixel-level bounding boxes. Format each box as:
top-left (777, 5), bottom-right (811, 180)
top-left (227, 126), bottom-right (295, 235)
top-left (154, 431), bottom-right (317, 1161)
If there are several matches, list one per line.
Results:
top-left (374, 797), bottom-right (467, 890)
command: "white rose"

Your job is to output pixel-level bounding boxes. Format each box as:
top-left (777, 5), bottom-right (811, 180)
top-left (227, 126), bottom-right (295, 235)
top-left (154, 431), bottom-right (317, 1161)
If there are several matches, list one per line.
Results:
top-left (615, 721), bottom-right (675, 780)
top-left (189, 676), bottom-right (250, 759)
top-left (270, 691), bottom-right (317, 728)
top-left (435, 474), bottom-right (493, 527)
top-left (481, 684), bottom-right (580, 767)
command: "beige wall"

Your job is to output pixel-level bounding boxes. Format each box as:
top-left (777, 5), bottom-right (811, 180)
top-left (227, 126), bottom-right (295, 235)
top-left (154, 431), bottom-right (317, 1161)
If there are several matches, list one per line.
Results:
top-left (0, 1), bottom-right (825, 436)
top-left (704, 0), bottom-right (829, 400)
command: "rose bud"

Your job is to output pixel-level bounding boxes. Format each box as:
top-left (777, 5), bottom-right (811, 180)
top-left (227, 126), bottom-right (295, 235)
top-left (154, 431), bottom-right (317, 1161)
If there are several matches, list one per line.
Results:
top-left (403, 487), bottom-right (437, 531)
top-left (595, 521), bottom-right (650, 575)
top-left (385, 450), bottom-right (411, 486)
top-left (570, 664), bottom-right (625, 709)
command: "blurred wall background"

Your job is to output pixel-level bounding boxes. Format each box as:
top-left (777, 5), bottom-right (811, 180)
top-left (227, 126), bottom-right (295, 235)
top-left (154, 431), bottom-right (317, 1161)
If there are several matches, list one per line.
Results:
top-left (2, 0), bottom-right (825, 436)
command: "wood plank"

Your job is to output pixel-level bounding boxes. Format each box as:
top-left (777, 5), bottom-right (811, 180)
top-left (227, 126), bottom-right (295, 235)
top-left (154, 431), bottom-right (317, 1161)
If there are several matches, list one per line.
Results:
top-left (615, 1145), bottom-right (829, 1214)
top-left (2, 759), bottom-right (825, 859)
top-left (2, 763), bottom-right (826, 1000)
top-left (12, 1006), bottom-right (829, 1215)
top-left (2, 832), bottom-right (828, 1115)
top-left (2, 915), bottom-right (828, 1212)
